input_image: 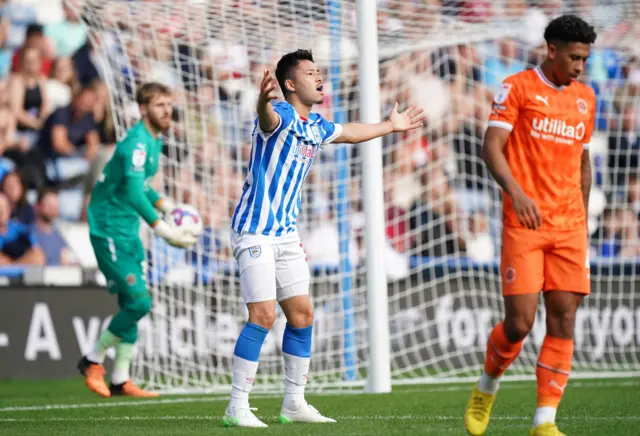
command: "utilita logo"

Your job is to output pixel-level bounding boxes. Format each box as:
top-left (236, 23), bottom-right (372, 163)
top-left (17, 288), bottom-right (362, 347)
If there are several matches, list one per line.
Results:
top-left (293, 143), bottom-right (316, 159)
top-left (531, 117), bottom-right (585, 144)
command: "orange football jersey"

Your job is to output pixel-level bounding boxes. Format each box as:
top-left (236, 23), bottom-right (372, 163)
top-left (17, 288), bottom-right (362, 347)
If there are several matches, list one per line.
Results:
top-left (488, 67), bottom-right (596, 231)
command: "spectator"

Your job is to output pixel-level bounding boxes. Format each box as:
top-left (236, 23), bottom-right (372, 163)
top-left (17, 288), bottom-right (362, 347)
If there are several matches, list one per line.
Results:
top-left (0, 105), bottom-right (26, 158)
top-left (36, 84), bottom-right (99, 186)
top-left (11, 24), bottom-right (52, 76)
top-left (595, 207), bottom-right (640, 258)
top-left (409, 167), bottom-right (467, 257)
top-left (483, 38), bottom-right (526, 88)
top-left (45, 2), bottom-right (87, 58)
top-left (9, 47), bottom-right (50, 150)
top-left (0, 17), bottom-right (11, 79)
top-left (90, 80), bottom-right (115, 146)
top-left (608, 105), bottom-right (639, 188)
top-left (629, 175), bottom-right (640, 219)
top-left (0, 193), bottom-right (44, 266)
top-left (33, 188), bottom-right (77, 265)
top-left (47, 57), bottom-right (79, 110)
top-left (2, 170), bottom-right (35, 226)
top-left (72, 40), bottom-right (100, 86)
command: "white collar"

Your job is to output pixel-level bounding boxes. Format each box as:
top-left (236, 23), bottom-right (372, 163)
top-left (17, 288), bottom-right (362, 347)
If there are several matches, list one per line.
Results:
top-left (534, 66), bottom-right (565, 91)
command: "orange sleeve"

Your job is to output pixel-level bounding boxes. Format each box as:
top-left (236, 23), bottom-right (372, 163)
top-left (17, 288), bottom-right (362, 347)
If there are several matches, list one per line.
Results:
top-left (488, 78), bottom-right (522, 132)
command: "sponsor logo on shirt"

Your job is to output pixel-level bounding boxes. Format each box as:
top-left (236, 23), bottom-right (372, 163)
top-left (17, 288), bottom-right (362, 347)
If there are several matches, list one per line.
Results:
top-left (132, 148), bottom-right (146, 169)
top-left (293, 143), bottom-right (316, 159)
top-left (530, 117), bottom-right (585, 144)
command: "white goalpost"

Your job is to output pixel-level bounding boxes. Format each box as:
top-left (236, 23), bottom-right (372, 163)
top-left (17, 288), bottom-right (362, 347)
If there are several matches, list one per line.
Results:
top-left (77, 0), bottom-right (640, 393)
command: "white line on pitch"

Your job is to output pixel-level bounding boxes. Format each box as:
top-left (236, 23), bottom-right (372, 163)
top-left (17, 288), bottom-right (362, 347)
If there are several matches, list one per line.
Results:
top-left (0, 379), bottom-right (636, 413)
top-left (0, 415), bottom-right (638, 423)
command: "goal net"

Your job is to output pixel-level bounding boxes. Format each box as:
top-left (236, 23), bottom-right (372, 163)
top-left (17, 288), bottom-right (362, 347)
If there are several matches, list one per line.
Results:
top-left (78, 0), bottom-right (640, 392)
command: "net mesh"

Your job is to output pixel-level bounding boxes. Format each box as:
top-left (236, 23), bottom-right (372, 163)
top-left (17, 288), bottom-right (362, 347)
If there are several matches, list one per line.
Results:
top-left (77, 0), bottom-right (640, 392)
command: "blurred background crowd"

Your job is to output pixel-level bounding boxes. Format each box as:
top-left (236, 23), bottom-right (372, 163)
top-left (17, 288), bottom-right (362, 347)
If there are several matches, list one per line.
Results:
top-left (0, 0), bottom-right (637, 281)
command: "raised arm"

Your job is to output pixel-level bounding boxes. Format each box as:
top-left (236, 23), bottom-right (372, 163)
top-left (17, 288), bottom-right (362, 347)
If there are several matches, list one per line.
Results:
top-left (482, 126), bottom-right (542, 229)
top-left (335, 102), bottom-right (424, 144)
top-left (256, 69), bottom-right (280, 133)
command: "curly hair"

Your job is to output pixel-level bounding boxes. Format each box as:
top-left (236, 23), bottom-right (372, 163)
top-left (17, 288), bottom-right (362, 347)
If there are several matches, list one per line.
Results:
top-left (544, 14), bottom-right (597, 45)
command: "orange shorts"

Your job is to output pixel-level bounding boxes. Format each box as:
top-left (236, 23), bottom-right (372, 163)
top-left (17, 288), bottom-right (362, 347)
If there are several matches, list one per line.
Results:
top-left (500, 227), bottom-right (590, 296)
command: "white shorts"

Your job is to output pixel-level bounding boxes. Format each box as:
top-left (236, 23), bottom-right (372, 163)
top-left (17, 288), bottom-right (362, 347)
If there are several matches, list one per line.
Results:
top-left (234, 237), bottom-right (311, 304)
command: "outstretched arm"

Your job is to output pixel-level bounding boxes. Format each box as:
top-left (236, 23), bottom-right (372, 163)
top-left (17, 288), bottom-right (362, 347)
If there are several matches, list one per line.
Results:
top-left (335, 103), bottom-right (424, 144)
top-left (256, 69), bottom-right (280, 133)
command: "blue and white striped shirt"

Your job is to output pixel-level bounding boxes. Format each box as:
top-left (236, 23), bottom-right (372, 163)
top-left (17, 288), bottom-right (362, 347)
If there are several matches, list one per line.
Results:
top-left (231, 102), bottom-right (342, 238)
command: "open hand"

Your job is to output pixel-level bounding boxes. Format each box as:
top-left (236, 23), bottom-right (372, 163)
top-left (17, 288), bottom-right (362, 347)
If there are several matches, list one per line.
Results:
top-left (258, 69), bottom-right (278, 105)
top-left (389, 102), bottom-right (424, 132)
top-left (512, 190), bottom-right (542, 230)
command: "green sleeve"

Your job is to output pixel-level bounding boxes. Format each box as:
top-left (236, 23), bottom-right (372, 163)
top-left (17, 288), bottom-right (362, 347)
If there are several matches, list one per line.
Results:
top-left (119, 140), bottom-right (160, 226)
top-left (145, 185), bottom-right (162, 208)
top-left (125, 175), bottom-right (160, 226)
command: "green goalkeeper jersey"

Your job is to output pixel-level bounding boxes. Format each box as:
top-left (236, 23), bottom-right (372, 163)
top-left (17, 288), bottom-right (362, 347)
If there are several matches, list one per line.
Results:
top-left (88, 121), bottom-right (163, 241)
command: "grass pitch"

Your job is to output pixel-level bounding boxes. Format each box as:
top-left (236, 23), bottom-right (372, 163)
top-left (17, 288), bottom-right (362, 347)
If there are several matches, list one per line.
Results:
top-left (0, 377), bottom-right (638, 435)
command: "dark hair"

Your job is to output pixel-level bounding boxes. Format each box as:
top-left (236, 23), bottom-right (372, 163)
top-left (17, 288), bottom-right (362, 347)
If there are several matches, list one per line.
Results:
top-left (37, 187), bottom-right (57, 205)
top-left (275, 49), bottom-right (314, 97)
top-left (25, 24), bottom-right (44, 39)
top-left (1, 171), bottom-right (26, 207)
top-left (543, 15), bottom-right (597, 45)
top-left (136, 82), bottom-right (172, 106)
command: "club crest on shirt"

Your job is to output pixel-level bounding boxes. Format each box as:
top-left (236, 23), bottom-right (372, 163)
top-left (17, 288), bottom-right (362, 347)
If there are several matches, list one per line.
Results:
top-left (249, 245), bottom-right (262, 258)
top-left (132, 148), bottom-right (146, 169)
top-left (126, 273), bottom-right (136, 286)
top-left (493, 83), bottom-right (512, 104)
top-left (576, 98), bottom-right (588, 114)
top-left (311, 125), bottom-right (322, 143)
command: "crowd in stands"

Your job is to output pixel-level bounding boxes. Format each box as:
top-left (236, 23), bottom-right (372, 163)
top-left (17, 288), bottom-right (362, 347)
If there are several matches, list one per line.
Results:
top-left (0, 0), bottom-right (637, 278)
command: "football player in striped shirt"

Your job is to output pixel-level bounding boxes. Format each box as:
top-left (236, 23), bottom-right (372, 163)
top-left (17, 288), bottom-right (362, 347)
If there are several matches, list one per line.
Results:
top-left (223, 49), bottom-right (424, 428)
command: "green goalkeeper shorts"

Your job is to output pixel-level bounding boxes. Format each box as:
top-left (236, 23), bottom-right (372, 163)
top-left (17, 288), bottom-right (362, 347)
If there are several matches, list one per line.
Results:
top-left (90, 235), bottom-right (147, 296)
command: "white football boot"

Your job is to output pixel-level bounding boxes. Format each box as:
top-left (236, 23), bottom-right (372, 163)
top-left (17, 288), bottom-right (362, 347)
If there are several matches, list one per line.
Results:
top-left (278, 400), bottom-right (336, 424)
top-left (222, 405), bottom-right (268, 428)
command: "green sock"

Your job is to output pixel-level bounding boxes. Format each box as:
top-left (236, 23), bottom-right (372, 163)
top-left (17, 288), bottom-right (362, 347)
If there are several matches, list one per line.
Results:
top-left (87, 329), bottom-right (121, 364)
top-left (111, 343), bottom-right (135, 385)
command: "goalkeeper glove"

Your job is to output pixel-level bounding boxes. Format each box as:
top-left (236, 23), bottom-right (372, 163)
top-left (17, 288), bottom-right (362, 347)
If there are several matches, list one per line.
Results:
top-left (153, 220), bottom-right (197, 248)
top-left (156, 197), bottom-right (176, 214)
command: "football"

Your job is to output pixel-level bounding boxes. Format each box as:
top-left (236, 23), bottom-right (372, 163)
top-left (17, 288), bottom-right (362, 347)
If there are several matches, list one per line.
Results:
top-left (169, 204), bottom-right (203, 236)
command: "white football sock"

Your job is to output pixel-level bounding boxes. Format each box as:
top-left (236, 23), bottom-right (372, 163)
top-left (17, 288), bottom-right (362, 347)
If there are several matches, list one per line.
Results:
top-left (111, 368), bottom-right (129, 385)
top-left (111, 343), bottom-right (134, 385)
top-left (477, 371), bottom-right (501, 395)
top-left (533, 406), bottom-right (557, 427)
top-left (87, 330), bottom-right (121, 364)
top-left (282, 352), bottom-right (310, 410)
top-left (229, 355), bottom-right (259, 409)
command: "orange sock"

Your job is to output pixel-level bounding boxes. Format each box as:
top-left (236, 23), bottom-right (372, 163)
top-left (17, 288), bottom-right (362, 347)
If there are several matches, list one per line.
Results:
top-left (483, 322), bottom-right (524, 377)
top-left (536, 335), bottom-right (573, 408)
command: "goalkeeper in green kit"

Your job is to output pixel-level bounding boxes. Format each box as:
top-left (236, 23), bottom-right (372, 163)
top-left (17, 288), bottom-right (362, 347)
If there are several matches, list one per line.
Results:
top-left (78, 82), bottom-right (198, 397)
